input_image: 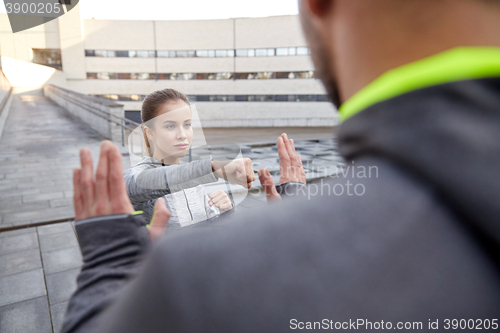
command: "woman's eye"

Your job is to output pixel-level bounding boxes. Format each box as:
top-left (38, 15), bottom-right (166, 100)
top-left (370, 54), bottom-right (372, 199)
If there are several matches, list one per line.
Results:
top-left (185, 123), bottom-right (192, 128)
top-left (166, 125), bottom-right (175, 129)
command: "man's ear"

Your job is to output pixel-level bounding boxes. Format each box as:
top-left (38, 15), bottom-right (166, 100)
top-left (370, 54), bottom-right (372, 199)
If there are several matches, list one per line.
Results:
top-left (305, 0), bottom-right (334, 18)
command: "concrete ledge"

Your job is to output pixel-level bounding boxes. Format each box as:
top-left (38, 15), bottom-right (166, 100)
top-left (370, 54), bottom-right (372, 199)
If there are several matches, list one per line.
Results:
top-left (43, 85), bottom-right (126, 143)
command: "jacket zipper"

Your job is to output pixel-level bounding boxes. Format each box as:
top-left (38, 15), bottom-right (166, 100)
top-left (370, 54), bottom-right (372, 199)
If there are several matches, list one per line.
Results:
top-left (182, 190), bottom-right (193, 220)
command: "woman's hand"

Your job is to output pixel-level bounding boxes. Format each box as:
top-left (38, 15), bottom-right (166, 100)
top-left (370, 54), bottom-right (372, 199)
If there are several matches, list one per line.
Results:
top-left (208, 190), bottom-right (233, 211)
top-left (258, 133), bottom-right (306, 202)
top-left (212, 158), bottom-right (255, 189)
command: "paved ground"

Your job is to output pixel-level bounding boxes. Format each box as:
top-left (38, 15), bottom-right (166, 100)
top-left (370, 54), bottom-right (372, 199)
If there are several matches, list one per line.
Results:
top-left (0, 91), bottom-right (132, 229)
top-left (0, 222), bottom-right (81, 333)
top-left (0, 194), bottom-right (269, 333)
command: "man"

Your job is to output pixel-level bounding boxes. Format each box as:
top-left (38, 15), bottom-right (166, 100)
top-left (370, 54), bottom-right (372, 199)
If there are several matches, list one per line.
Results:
top-left (62, 0), bottom-right (500, 332)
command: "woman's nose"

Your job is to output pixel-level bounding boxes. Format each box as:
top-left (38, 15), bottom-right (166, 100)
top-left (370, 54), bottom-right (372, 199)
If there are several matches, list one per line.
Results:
top-left (177, 128), bottom-right (187, 140)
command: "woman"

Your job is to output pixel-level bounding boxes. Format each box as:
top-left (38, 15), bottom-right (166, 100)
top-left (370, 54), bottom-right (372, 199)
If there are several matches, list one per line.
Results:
top-left (124, 88), bottom-right (234, 229)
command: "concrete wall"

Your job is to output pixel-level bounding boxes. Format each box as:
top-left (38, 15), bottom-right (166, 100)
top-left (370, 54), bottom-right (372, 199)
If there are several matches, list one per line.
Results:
top-left (0, 14), bottom-right (67, 93)
top-left (44, 85), bottom-right (125, 143)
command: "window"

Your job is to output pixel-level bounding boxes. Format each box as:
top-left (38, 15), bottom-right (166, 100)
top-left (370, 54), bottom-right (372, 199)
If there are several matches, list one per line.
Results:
top-left (248, 49), bottom-right (255, 57)
top-left (236, 49), bottom-right (247, 57)
top-left (276, 72), bottom-right (291, 79)
top-left (135, 50), bottom-right (154, 58)
top-left (107, 51), bottom-right (116, 57)
top-left (215, 72), bottom-right (233, 80)
top-left (97, 72), bottom-right (116, 80)
top-left (93, 94), bottom-right (328, 102)
top-left (267, 48), bottom-right (275, 56)
top-left (196, 50), bottom-right (208, 57)
top-left (130, 73), bottom-right (152, 80)
top-left (178, 73), bottom-right (194, 80)
top-left (32, 49), bottom-right (62, 69)
top-left (85, 50), bottom-right (95, 57)
top-left (297, 47), bottom-right (309, 56)
top-left (288, 47), bottom-right (297, 56)
top-left (235, 73), bottom-right (249, 80)
top-left (255, 95), bottom-right (274, 102)
top-left (187, 51), bottom-right (196, 58)
top-left (157, 51), bottom-right (170, 58)
top-left (256, 72), bottom-right (273, 79)
top-left (276, 48), bottom-right (288, 56)
top-left (87, 71), bottom-right (316, 80)
top-left (215, 50), bottom-right (227, 57)
top-left (117, 73), bottom-right (131, 79)
top-left (255, 48), bottom-right (267, 57)
top-left (116, 51), bottom-right (129, 57)
top-left (235, 95), bottom-right (248, 102)
top-left (297, 71), bottom-right (315, 79)
top-left (207, 50), bottom-right (215, 58)
top-left (94, 50), bottom-right (107, 57)
top-left (176, 51), bottom-right (188, 58)
top-left (227, 50), bottom-right (235, 57)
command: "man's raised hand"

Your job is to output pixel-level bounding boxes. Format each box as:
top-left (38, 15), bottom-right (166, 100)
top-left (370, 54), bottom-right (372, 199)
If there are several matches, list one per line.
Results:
top-left (73, 141), bottom-right (135, 221)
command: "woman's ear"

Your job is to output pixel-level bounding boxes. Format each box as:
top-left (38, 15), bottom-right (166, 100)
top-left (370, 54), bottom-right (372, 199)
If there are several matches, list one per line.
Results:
top-left (144, 126), bottom-right (154, 142)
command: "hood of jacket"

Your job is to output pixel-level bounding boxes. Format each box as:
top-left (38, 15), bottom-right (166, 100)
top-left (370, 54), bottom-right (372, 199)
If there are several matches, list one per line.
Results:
top-left (338, 76), bottom-right (500, 259)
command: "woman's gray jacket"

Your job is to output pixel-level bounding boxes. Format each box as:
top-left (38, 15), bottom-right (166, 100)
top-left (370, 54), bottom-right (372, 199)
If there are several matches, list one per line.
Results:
top-left (124, 156), bottom-right (225, 229)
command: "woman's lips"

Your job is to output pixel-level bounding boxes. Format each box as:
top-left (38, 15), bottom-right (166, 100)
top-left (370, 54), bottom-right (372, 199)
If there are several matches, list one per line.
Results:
top-left (174, 144), bottom-right (189, 149)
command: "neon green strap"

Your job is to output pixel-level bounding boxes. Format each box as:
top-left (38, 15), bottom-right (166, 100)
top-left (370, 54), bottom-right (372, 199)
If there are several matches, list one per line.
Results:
top-left (339, 47), bottom-right (500, 121)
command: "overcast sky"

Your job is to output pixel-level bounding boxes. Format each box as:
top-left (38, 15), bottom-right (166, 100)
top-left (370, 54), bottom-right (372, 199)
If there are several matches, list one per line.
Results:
top-left (0, 0), bottom-right (299, 20)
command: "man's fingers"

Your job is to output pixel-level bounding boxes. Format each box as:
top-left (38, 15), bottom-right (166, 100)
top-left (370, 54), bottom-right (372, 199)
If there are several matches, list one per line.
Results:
top-left (79, 148), bottom-right (95, 212)
top-left (298, 155), bottom-right (306, 183)
top-left (283, 133), bottom-right (298, 164)
top-left (95, 141), bottom-right (110, 214)
top-left (108, 144), bottom-right (134, 214)
top-left (258, 168), bottom-right (281, 202)
top-left (73, 168), bottom-right (84, 220)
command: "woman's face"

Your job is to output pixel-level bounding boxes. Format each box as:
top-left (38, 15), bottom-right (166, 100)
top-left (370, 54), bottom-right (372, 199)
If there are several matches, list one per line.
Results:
top-left (145, 99), bottom-right (193, 162)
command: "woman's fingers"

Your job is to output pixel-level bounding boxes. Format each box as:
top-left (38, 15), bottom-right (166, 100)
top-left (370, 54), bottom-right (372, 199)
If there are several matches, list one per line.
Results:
top-left (209, 190), bottom-right (226, 205)
top-left (258, 168), bottom-right (281, 202)
top-left (73, 168), bottom-right (84, 220)
top-left (95, 141), bottom-right (110, 215)
top-left (219, 202), bottom-right (233, 211)
top-left (79, 148), bottom-right (95, 214)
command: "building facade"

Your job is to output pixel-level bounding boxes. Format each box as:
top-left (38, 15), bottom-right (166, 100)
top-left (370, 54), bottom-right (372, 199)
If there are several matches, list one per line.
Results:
top-left (0, 5), bottom-right (337, 127)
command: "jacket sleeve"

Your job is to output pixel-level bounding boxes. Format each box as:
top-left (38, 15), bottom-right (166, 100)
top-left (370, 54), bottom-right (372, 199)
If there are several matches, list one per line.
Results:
top-left (124, 159), bottom-right (219, 208)
top-left (60, 214), bottom-right (151, 333)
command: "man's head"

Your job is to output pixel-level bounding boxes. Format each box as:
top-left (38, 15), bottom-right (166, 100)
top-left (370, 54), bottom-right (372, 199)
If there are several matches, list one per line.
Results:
top-left (299, 0), bottom-right (500, 106)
